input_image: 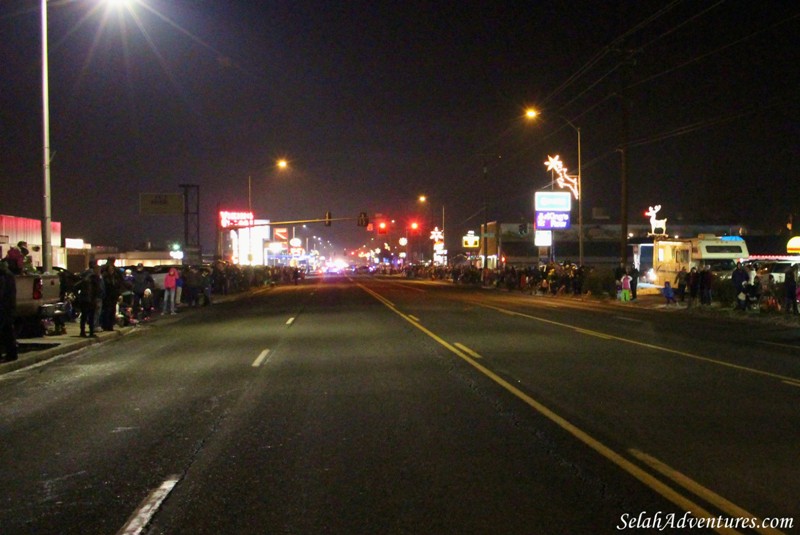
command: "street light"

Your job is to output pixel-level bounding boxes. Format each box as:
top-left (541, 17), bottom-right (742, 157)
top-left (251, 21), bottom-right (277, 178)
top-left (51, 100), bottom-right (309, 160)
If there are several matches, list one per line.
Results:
top-left (526, 108), bottom-right (583, 266)
top-left (248, 158), bottom-right (290, 213)
top-left (40, 0), bottom-right (53, 271)
top-left (418, 194), bottom-right (446, 265)
top-left (39, 0), bottom-right (132, 271)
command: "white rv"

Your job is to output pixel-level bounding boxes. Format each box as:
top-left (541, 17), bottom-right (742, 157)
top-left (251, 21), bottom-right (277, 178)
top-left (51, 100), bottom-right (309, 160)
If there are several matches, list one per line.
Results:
top-left (652, 235), bottom-right (749, 287)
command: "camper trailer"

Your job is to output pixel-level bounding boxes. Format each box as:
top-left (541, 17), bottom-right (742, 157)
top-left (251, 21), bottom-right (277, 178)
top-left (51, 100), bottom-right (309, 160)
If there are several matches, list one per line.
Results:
top-left (652, 235), bottom-right (749, 287)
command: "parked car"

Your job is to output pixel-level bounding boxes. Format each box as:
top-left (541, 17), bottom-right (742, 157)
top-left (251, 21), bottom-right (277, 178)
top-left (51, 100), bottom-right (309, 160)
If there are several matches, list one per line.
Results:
top-left (15, 270), bottom-right (65, 337)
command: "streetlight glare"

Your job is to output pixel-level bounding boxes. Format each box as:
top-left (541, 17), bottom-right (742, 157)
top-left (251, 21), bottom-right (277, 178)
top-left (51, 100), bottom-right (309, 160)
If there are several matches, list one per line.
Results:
top-left (418, 195), bottom-right (427, 203)
top-left (277, 159), bottom-right (288, 169)
top-left (525, 108), bottom-right (538, 119)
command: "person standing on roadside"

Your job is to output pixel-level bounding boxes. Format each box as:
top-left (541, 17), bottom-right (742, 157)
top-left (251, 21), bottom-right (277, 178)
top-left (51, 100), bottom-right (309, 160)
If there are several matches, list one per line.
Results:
top-left (100, 258), bottom-right (126, 331)
top-left (784, 268), bottom-right (798, 315)
top-left (620, 269), bottom-right (633, 302)
top-left (731, 262), bottom-right (749, 310)
top-left (0, 260), bottom-right (18, 362)
top-left (686, 266), bottom-right (700, 309)
top-left (162, 266), bottom-right (178, 315)
top-left (700, 265), bottom-right (714, 305)
top-left (629, 264), bottom-right (640, 301)
top-left (75, 260), bottom-right (101, 337)
top-left (675, 266), bottom-right (688, 302)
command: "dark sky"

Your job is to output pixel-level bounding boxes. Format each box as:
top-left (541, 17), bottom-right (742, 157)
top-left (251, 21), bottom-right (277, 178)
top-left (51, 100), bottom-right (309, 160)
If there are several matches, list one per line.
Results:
top-left (1, 0), bottom-right (798, 255)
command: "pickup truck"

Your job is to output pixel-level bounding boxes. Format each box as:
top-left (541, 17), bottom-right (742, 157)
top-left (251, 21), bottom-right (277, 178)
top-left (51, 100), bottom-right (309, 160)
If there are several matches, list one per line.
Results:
top-left (14, 272), bottom-right (66, 337)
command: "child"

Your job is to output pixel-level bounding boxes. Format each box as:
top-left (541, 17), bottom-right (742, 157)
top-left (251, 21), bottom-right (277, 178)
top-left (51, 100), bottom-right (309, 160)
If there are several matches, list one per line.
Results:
top-left (662, 281), bottom-right (677, 305)
top-left (140, 288), bottom-right (154, 320)
top-left (620, 272), bottom-right (632, 302)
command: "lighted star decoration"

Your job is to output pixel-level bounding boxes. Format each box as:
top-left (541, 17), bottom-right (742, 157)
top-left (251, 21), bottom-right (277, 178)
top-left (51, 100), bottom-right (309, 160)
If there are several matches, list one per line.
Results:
top-left (430, 227), bottom-right (444, 241)
top-left (544, 155), bottom-right (579, 199)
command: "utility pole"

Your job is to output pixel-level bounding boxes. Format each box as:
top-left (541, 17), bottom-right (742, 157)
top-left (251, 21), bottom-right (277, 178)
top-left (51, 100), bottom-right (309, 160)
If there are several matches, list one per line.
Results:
top-left (619, 49), bottom-right (635, 267)
top-left (481, 163), bottom-right (488, 273)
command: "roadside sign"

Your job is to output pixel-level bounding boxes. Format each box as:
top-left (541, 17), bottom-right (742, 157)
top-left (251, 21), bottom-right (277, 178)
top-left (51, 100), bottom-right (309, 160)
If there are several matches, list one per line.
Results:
top-left (462, 231), bottom-right (480, 248)
top-left (534, 191), bottom-right (572, 212)
top-left (273, 227), bottom-right (288, 241)
top-left (535, 211), bottom-right (571, 229)
top-left (535, 230), bottom-right (552, 246)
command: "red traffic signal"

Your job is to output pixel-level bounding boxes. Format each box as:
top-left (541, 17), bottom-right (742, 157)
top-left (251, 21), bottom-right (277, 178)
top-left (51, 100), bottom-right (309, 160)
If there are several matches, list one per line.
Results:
top-left (377, 221), bottom-right (388, 235)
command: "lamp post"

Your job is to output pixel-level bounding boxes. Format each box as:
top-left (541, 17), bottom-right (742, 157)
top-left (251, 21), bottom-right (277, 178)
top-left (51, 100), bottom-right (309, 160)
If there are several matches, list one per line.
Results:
top-left (526, 109), bottom-right (583, 266)
top-left (40, 0), bottom-right (53, 272)
top-left (418, 194), bottom-right (445, 263)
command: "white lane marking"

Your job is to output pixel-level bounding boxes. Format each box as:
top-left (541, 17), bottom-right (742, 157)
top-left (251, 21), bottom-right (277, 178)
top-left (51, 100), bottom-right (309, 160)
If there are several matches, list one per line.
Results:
top-left (286, 317), bottom-right (295, 326)
top-left (117, 475), bottom-right (180, 535)
top-left (252, 349), bottom-right (271, 367)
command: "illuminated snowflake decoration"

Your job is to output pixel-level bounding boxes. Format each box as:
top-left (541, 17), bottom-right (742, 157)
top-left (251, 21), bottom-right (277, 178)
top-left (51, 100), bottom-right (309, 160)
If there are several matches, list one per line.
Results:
top-left (544, 155), bottom-right (579, 199)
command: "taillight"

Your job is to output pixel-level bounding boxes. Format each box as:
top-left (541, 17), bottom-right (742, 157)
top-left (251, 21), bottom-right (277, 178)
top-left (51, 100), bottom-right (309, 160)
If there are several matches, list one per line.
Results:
top-left (33, 277), bottom-right (43, 300)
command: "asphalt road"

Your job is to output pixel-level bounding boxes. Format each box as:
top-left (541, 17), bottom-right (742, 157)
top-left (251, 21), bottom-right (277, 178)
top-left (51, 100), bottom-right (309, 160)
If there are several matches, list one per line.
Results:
top-left (0, 275), bottom-right (797, 534)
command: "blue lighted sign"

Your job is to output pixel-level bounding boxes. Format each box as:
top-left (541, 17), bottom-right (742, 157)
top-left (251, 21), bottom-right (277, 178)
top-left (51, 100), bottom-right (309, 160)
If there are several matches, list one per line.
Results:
top-left (536, 211), bottom-right (571, 230)
top-left (534, 191), bottom-right (572, 212)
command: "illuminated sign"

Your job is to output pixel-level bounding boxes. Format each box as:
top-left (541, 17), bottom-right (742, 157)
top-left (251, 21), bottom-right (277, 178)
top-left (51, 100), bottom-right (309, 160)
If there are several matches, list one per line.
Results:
top-left (536, 211), bottom-right (571, 230)
top-left (462, 231), bottom-right (480, 248)
top-left (534, 191), bottom-right (572, 212)
top-left (544, 155), bottom-right (579, 199)
top-left (273, 227), bottom-right (289, 241)
top-left (535, 230), bottom-right (552, 247)
top-left (220, 210), bottom-right (254, 229)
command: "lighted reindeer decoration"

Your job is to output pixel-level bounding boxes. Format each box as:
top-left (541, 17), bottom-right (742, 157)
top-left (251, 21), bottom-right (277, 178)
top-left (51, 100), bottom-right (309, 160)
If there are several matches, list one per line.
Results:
top-left (645, 205), bottom-right (668, 236)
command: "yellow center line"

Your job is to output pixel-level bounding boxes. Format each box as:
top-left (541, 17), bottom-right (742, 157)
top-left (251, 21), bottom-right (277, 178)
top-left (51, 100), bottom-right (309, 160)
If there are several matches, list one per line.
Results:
top-left (454, 342), bottom-right (483, 359)
top-left (629, 449), bottom-right (782, 535)
top-left (473, 301), bottom-right (800, 384)
top-left (357, 283), bottom-right (754, 534)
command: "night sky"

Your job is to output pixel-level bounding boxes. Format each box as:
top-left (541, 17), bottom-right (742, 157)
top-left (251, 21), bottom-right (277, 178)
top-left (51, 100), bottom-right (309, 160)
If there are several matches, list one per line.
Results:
top-left (1, 1), bottom-right (798, 256)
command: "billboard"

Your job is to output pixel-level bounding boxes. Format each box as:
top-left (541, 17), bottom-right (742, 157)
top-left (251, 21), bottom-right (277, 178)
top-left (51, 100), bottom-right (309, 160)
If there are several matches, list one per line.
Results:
top-left (139, 193), bottom-right (185, 215)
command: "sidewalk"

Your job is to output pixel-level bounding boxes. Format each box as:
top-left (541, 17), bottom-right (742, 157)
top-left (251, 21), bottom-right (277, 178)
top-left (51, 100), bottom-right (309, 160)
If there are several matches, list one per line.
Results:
top-left (1, 290), bottom-right (249, 375)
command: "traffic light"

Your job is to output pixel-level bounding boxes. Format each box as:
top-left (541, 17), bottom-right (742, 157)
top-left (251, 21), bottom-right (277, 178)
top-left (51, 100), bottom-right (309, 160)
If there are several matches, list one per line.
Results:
top-left (410, 221), bottom-right (419, 235)
top-left (519, 223), bottom-right (528, 236)
top-left (357, 212), bottom-right (369, 227)
top-left (377, 221), bottom-right (388, 235)
top-left (324, 211), bottom-right (332, 227)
